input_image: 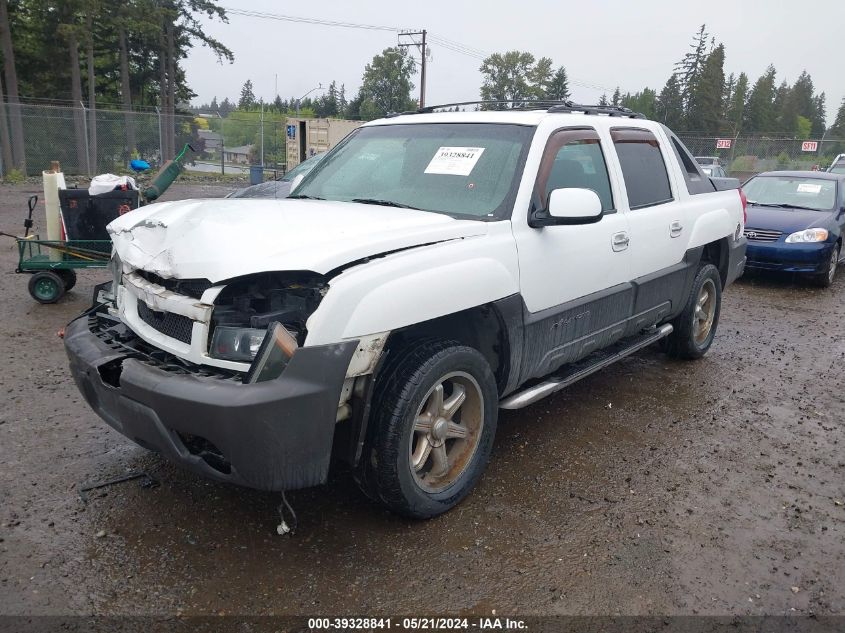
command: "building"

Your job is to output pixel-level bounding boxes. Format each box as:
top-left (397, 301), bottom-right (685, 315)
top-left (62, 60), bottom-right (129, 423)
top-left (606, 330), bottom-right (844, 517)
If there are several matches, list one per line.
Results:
top-left (223, 145), bottom-right (253, 165)
top-left (197, 130), bottom-right (222, 152)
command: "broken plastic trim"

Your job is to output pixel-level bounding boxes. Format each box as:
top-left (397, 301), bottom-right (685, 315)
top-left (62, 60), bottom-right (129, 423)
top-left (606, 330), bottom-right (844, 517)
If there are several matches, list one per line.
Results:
top-left (245, 322), bottom-right (299, 384)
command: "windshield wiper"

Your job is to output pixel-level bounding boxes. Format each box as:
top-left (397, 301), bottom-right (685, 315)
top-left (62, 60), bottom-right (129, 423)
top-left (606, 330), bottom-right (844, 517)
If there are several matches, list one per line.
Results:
top-left (351, 198), bottom-right (421, 210)
top-left (748, 201), bottom-right (822, 212)
top-left (287, 194), bottom-right (325, 200)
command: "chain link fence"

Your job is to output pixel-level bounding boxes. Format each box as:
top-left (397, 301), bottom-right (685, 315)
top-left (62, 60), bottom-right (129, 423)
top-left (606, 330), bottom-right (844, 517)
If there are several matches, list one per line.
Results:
top-left (0, 102), bottom-right (293, 181)
top-left (2, 103), bottom-right (844, 180)
top-left (677, 134), bottom-right (845, 180)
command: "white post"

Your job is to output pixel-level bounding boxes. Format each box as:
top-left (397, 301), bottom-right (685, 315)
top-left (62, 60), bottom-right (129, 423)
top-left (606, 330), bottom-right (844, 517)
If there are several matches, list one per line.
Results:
top-left (155, 106), bottom-right (163, 166)
top-left (260, 101), bottom-right (265, 168)
top-left (80, 101), bottom-right (91, 175)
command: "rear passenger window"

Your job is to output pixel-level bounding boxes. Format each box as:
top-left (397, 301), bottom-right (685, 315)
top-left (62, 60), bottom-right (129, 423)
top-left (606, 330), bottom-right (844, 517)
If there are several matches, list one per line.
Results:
top-left (535, 128), bottom-right (614, 212)
top-left (611, 128), bottom-right (673, 209)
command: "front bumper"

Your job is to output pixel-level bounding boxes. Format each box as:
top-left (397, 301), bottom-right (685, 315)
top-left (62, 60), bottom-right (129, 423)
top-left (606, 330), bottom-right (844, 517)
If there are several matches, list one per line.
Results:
top-left (745, 240), bottom-right (834, 274)
top-left (64, 312), bottom-right (357, 491)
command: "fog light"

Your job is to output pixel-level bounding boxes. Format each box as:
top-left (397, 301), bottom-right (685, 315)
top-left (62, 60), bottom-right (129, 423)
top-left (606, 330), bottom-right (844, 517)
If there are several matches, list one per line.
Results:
top-left (210, 326), bottom-right (267, 362)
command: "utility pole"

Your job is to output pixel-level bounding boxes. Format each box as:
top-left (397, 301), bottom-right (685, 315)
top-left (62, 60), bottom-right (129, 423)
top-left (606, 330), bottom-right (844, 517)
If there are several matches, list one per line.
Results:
top-left (398, 30), bottom-right (428, 109)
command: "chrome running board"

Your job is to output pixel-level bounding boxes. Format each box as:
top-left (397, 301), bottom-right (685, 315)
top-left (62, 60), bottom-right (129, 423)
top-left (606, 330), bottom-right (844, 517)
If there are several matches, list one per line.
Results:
top-left (499, 324), bottom-right (674, 410)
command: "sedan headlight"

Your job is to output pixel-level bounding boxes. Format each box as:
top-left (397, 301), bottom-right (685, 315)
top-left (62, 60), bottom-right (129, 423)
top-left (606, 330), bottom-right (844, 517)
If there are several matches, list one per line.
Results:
top-left (785, 228), bottom-right (829, 243)
top-left (210, 326), bottom-right (268, 362)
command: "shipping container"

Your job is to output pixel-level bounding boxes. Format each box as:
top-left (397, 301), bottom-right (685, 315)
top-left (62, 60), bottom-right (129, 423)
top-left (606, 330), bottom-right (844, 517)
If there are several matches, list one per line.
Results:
top-left (285, 118), bottom-right (362, 170)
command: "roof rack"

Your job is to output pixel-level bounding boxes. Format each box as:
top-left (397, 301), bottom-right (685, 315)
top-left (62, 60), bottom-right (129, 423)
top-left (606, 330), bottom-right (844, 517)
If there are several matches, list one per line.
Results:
top-left (387, 100), bottom-right (647, 119)
top-left (546, 102), bottom-right (646, 118)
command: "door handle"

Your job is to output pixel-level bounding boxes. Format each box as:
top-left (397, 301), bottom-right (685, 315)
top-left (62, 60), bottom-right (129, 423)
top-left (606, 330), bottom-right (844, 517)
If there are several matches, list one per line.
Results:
top-left (670, 220), bottom-right (683, 238)
top-left (612, 231), bottom-right (629, 252)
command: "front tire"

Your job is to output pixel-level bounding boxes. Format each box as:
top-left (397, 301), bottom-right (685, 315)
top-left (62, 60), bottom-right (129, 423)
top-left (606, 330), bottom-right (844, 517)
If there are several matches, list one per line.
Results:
top-left (364, 340), bottom-right (498, 519)
top-left (813, 243), bottom-right (840, 288)
top-left (665, 264), bottom-right (722, 360)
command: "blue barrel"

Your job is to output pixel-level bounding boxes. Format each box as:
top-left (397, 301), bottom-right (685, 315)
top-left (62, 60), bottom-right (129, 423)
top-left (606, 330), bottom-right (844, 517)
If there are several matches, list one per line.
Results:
top-left (249, 165), bottom-right (264, 185)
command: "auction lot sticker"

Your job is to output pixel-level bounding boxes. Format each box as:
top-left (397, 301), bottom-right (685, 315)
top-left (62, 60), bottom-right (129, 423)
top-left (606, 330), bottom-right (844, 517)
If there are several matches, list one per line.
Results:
top-left (425, 147), bottom-right (486, 176)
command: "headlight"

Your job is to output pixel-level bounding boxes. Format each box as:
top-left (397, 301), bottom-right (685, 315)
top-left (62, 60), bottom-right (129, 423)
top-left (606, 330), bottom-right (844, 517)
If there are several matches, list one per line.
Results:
top-left (785, 228), bottom-right (829, 243)
top-left (210, 326), bottom-right (268, 362)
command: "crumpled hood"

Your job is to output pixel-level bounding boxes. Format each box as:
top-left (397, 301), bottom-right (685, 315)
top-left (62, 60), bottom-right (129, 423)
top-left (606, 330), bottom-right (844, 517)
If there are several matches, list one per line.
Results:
top-left (108, 198), bottom-right (488, 282)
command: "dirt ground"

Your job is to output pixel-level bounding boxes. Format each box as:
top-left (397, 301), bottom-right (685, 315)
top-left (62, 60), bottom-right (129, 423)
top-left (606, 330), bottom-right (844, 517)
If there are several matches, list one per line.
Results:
top-left (0, 182), bottom-right (843, 618)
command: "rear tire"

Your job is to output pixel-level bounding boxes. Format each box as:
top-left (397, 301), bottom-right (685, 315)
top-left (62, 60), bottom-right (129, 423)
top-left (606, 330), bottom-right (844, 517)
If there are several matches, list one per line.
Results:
top-left (363, 340), bottom-right (498, 519)
top-left (55, 269), bottom-right (77, 292)
top-left (812, 243), bottom-right (839, 288)
top-left (665, 264), bottom-right (722, 360)
top-left (28, 271), bottom-right (66, 304)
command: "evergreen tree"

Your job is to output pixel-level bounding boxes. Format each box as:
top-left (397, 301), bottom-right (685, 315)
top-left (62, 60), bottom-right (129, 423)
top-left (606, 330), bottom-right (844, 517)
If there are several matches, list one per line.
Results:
top-left (828, 97), bottom-right (845, 138)
top-left (238, 79), bottom-right (256, 109)
top-left (727, 72), bottom-right (749, 133)
top-left (674, 24), bottom-right (710, 109)
top-left (611, 86), bottom-right (621, 106)
top-left (657, 74), bottom-right (684, 130)
top-left (811, 93), bottom-right (826, 137)
top-left (544, 66), bottom-right (570, 101)
top-left (686, 43), bottom-right (725, 133)
top-left (743, 65), bottom-right (777, 134)
top-left (772, 80), bottom-right (792, 135)
top-left (621, 88), bottom-right (657, 119)
top-left (722, 72), bottom-right (735, 120)
top-left (598, 93), bottom-right (609, 106)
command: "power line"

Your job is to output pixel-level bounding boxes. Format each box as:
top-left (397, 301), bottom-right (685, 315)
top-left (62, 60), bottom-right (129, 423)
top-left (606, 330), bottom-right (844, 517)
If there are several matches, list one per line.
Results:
top-left (220, 6), bottom-right (622, 95)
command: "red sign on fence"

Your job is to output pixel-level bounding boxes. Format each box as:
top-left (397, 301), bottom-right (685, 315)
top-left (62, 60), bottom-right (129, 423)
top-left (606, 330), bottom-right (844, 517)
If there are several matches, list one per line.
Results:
top-left (716, 139), bottom-right (732, 149)
top-left (801, 141), bottom-right (819, 152)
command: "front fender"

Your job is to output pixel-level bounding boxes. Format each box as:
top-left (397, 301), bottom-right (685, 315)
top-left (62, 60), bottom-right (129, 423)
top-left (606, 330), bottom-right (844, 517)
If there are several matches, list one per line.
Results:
top-left (303, 224), bottom-right (520, 346)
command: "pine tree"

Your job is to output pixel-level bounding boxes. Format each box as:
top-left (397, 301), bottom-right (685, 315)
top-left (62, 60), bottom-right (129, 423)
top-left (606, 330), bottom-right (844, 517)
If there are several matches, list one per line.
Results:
top-left (611, 86), bottom-right (621, 106)
top-left (544, 66), bottom-right (570, 101)
top-left (657, 74), bottom-right (684, 130)
top-left (674, 24), bottom-right (710, 109)
top-left (727, 72), bottom-right (749, 133)
top-left (829, 97), bottom-right (845, 138)
top-left (239, 79), bottom-right (256, 110)
top-left (598, 93), bottom-right (609, 106)
top-left (743, 65), bottom-right (777, 134)
top-left (686, 43), bottom-right (725, 134)
top-left (722, 73), bottom-right (735, 120)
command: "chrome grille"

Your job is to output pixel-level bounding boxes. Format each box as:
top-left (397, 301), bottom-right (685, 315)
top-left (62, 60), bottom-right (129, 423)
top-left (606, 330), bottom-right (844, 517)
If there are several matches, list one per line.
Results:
top-left (744, 227), bottom-right (782, 243)
top-left (137, 301), bottom-right (194, 344)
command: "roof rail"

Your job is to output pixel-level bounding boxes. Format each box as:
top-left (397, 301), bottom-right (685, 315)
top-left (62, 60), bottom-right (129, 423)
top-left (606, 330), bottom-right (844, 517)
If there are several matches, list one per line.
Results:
top-left (386, 100), bottom-right (648, 119)
top-left (546, 102), bottom-right (646, 119)
top-left (415, 100), bottom-right (573, 114)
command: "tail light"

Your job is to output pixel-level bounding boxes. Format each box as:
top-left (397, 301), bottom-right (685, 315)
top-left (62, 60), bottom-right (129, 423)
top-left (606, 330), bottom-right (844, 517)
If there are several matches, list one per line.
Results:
top-left (738, 188), bottom-right (747, 225)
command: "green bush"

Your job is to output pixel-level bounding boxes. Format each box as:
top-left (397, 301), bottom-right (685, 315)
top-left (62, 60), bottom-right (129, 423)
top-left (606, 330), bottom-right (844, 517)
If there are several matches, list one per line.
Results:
top-left (2, 168), bottom-right (24, 184)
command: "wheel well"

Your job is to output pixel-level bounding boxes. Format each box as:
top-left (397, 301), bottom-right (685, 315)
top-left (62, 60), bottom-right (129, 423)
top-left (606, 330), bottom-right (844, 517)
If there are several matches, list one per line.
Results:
top-left (383, 304), bottom-right (511, 395)
top-left (700, 238), bottom-right (730, 287)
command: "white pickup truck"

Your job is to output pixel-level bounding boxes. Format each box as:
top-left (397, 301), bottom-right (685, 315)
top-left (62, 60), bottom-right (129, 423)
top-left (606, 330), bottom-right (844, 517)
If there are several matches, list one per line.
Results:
top-left (64, 104), bottom-right (747, 518)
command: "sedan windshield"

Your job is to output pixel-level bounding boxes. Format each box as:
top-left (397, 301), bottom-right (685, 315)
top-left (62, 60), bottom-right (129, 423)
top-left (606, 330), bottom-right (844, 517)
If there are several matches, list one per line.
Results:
top-left (292, 123), bottom-right (534, 219)
top-left (742, 175), bottom-right (837, 211)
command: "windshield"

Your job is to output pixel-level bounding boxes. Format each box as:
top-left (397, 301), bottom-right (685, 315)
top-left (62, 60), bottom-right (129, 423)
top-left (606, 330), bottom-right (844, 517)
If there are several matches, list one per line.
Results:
top-left (281, 153), bottom-right (324, 182)
top-left (293, 123), bottom-right (534, 219)
top-left (742, 175), bottom-right (837, 211)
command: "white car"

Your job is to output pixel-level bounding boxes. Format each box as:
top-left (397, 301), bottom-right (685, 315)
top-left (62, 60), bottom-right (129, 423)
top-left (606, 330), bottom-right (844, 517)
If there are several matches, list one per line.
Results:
top-left (65, 104), bottom-right (747, 518)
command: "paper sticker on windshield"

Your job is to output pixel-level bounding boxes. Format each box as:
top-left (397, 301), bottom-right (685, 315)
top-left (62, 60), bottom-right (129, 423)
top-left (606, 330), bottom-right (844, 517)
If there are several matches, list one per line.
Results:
top-left (797, 183), bottom-right (822, 194)
top-left (425, 147), bottom-right (485, 176)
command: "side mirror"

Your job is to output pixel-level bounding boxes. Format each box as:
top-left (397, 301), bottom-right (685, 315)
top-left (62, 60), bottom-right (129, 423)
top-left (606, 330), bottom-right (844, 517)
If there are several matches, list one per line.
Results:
top-left (289, 174), bottom-right (305, 193)
top-left (530, 188), bottom-right (603, 227)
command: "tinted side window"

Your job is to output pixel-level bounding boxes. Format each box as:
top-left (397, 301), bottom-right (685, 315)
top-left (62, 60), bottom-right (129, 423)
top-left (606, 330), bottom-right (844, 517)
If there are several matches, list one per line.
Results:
top-left (535, 128), bottom-right (614, 212)
top-left (666, 132), bottom-right (717, 195)
top-left (611, 128), bottom-right (673, 209)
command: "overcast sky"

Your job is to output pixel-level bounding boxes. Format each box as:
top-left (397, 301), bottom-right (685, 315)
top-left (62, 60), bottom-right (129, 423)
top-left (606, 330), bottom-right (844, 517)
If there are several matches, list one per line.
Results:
top-left (184, 0), bottom-right (843, 127)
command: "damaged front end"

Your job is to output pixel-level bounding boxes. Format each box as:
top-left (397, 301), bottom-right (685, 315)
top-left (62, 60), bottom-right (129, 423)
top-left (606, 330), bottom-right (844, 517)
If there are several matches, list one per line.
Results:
top-left (64, 283), bottom-right (358, 491)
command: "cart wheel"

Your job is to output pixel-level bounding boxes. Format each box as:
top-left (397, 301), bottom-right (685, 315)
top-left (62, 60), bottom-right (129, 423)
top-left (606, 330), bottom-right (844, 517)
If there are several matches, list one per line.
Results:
top-left (55, 269), bottom-right (77, 292)
top-left (28, 271), bottom-right (66, 304)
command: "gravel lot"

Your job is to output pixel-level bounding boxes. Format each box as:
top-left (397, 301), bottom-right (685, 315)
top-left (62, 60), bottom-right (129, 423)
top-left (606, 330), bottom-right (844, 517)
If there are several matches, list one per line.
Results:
top-left (0, 182), bottom-right (843, 617)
